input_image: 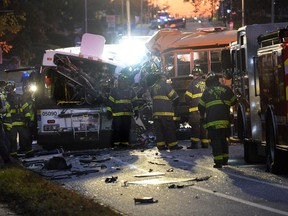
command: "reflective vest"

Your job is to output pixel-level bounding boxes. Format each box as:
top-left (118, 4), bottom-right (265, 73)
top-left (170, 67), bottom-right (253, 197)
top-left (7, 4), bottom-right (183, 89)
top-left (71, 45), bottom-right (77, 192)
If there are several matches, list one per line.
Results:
top-left (150, 79), bottom-right (179, 117)
top-left (107, 87), bottom-right (138, 117)
top-left (198, 84), bottom-right (237, 129)
top-left (185, 77), bottom-right (206, 113)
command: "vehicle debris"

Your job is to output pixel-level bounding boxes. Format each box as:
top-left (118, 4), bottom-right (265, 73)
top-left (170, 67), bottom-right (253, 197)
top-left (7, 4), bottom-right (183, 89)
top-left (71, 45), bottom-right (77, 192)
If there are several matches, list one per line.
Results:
top-left (134, 197), bottom-right (158, 204)
top-left (133, 172), bottom-right (165, 177)
top-left (105, 176), bottom-right (118, 183)
top-left (43, 157), bottom-right (72, 170)
top-left (168, 183), bottom-right (194, 189)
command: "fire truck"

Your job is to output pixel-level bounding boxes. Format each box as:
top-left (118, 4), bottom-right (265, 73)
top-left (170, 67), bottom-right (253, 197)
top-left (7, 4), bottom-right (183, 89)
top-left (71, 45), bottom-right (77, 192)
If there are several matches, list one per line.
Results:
top-left (221, 22), bottom-right (288, 174)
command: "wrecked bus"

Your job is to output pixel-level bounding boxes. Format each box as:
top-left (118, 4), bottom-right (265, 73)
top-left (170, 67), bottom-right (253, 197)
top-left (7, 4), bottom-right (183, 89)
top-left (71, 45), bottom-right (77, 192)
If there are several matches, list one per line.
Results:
top-left (145, 27), bottom-right (237, 127)
top-left (35, 34), bottom-right (126, 149)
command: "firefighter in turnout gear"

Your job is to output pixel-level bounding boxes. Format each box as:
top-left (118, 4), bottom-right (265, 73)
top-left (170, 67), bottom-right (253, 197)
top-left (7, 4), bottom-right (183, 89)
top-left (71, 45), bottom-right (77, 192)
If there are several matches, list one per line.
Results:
top-left (107, 73), bottom-right (139, 148)
top-left (0, 81), bottom-right (11, 163)
top-left (4, 82), bottom-right (32, 156)
top-left (198, 72), bottom-right (237, 168)
top-left (185, 67), bottom-right (209, 149)
top-left (147, 73), bottom-right (182, 150)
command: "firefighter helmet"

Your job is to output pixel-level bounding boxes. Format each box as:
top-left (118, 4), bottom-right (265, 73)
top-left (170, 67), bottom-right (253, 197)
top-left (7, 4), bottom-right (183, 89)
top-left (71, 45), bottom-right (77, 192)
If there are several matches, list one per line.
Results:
top-left (5, 81), bottom-right (16, 93)
top-left (191, 67), bottom-right (203, 76)
top-left (0, 80), bottom-right (7, 89)
top-left (118, 73), bottom-right (129, 89)
top-left (206, 72), bottom-right (219, 87)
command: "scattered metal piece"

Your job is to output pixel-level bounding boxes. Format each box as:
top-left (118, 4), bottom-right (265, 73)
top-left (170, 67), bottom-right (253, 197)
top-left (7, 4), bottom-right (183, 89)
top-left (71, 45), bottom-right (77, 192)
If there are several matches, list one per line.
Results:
top-left (133, 172), bottom-right (165, 177)
top-left (168, 184), bottom-right (194, 189)
top-left (166, 168), bottom-right (174, 172)
top-left (105, 176), bottom-right (118, 183)
top-left (195, 176), bottom-right (212, 181)
top-left (134, 197), bottom-right (158, 204)
top-left (148, 161), bottom-right (166, 165)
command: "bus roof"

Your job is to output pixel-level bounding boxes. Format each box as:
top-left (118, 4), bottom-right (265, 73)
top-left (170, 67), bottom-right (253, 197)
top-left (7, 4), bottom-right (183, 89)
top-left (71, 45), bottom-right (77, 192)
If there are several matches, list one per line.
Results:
top-left (42, 34), bottom-right (126, 68)
top-left (146, 28), bottom-right (237, 54)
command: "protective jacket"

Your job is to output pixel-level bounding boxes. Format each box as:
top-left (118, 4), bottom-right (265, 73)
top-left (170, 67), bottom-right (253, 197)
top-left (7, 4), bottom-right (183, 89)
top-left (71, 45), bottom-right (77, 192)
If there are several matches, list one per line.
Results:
top-left (150, 79), bottom-right (179, 117)
top-left (4, 93), bottom-right (31, 130)
top-left (150, 79), bottom-right (179, 148)
top-left (198, 84), bottom-right (236, 129)
top-left (107, 87), bottom-right (138, 117)
top-left (185, 77), bottom-right (206, 112)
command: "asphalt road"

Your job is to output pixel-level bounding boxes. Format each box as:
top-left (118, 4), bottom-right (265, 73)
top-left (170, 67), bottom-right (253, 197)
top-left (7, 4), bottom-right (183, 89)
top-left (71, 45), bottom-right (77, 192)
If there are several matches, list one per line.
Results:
top-left (21, 140), bottom-right (288, 216)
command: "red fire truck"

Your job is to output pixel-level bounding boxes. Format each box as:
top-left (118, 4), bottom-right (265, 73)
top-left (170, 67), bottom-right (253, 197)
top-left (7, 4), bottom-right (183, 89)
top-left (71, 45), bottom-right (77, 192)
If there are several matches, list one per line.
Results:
top-left (222, 23), bottom-right (288, 174)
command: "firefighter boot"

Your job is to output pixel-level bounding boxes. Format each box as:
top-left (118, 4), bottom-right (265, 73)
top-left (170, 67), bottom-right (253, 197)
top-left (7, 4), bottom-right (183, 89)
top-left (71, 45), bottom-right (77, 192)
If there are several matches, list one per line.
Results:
top-left (223, 157), bottom-right (229, 166)
top-left (187, 141), bottom-right (199, 149)
top-left (213, 160), bottom-right (222, 169)
top-left (201, 139), bottom-right (210, 149)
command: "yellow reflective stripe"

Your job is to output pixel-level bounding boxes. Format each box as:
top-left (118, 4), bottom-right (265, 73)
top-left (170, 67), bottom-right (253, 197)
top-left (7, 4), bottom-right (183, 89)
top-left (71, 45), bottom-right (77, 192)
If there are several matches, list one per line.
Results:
top-left (214, 155), bottom-right (223, 160)
top-left (168, 89), bottom-right (176, 98)
top-left (115, 99), bottom-right (131, 104)
top-left (153, 95), bottom-right (169, 100)
top-left (204, 120), bottom-right (230, 128)
top-left (222, 153), bottom-right (229, 158)
top-left (185, 91), bottom-right (193, 98)
top-left (12, 122), bottom-right (25, 126)
top-left (22, 103), bottom-right (28, 109)
top-left (206, 100), bottom-right (232, 108)
top-left (192, 93), bottom-right (202, 98)
top-left (108, 96), bottom-right (115, 102)
top-left (168, 141), bottom-right (178, 147)
top-left (153, 112), bottom-right (174, 116)
top-left (189, 107), bottom-right (198, 112)
top-left (191, 137), bottom-right (200, 142)
top-left (201, 139), bottom-right (210, 144)
top-left (113, 112), bottom-right (133, 116)
top-left (106, 107), bottom-right (112, 112)
top-left (157, 141), bottom-right (166, 146)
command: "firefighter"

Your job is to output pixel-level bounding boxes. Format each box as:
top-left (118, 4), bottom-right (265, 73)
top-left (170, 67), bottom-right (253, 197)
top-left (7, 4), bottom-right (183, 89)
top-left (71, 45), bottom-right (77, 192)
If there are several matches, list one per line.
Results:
top-left (107, 73), bottom-right (139, 149)
top-left (0, 81), bottom-right (11, 163)
top-left (146, 73), bottom-right (182, 150)
top-left (185, 67), bottom-right (209, 149)
top-left (198, 72), bottom-right (237, 168)
top-left (4, 81), bottom-right (32, 156)
top-left (22, 82), bottom-right (36, 147)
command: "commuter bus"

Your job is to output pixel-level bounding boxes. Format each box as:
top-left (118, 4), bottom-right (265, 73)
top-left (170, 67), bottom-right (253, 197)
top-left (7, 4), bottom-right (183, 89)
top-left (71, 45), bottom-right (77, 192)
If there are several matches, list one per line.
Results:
top-left (145, 27), bottom-right (237, 125)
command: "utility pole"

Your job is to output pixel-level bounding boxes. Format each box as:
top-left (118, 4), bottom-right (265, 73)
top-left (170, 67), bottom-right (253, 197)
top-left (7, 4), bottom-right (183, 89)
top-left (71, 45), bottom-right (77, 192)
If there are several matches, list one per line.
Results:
top-left (241, 0), bottom-right (244, 26)
top-left (126, 0), bottom-right (131, 37)
top-left (271, 0), bottom-right (274, 23)
top-left (85, 0), bottom-right (88, 33)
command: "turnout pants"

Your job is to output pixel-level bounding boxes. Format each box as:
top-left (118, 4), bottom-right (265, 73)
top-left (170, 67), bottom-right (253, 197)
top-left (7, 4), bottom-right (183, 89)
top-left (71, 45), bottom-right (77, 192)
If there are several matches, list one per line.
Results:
top-left (112, 116), bottom-right (132, 146)
top-left (9, 125), bottom-right (31, 153)
top-left (208, 128), bottom-right (230, 165)
top-left (154, 116), bottom-right (178, 147)
top-left (189, 112), bottom-right (208, 145)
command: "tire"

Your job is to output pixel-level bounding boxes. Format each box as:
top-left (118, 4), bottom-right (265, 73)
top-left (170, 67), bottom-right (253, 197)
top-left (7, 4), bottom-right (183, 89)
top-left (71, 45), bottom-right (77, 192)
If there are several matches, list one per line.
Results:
top-left (265, 109), bottom-right (285, 174)
top-left (244, 140), bottom-right (265, 163)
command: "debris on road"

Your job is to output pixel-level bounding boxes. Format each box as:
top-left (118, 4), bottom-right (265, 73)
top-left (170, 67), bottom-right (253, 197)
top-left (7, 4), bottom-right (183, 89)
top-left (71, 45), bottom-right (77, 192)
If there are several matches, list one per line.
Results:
top-left (134, 197), bottom-right (158, 204)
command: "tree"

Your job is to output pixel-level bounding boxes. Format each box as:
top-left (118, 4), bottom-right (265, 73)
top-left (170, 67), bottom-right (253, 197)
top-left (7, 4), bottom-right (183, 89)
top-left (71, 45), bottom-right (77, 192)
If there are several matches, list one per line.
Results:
top-left (0, 0), bottom-right (25, 53)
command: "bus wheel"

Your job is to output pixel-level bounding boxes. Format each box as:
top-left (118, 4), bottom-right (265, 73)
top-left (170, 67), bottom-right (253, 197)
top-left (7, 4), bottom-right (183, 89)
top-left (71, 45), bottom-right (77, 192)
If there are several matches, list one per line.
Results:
top-left (244, 140), bottom-right (265, 164)
top-left (265, 109), bottom-right (285, 174)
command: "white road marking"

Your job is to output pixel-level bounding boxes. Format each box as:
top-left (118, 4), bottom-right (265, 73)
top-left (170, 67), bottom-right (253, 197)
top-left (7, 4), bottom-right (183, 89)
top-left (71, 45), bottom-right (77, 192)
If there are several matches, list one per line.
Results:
top-left (111, 151), bottom-right (288, 215)
top-left (193, 185), bottom-right (288, 216)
